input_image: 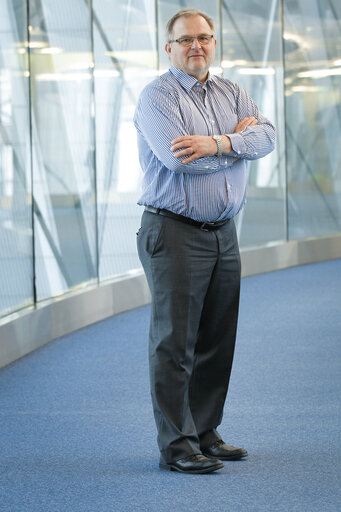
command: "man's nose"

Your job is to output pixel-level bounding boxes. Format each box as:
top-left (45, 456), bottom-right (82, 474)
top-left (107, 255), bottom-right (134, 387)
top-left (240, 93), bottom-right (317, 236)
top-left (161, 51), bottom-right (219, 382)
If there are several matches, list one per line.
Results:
top-left (190, 38), bottom-right (202, 49)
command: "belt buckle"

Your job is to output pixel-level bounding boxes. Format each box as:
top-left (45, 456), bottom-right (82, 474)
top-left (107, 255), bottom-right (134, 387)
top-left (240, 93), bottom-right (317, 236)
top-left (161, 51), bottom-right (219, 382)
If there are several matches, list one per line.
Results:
top-left (200, 222), bottom-right (214, 232)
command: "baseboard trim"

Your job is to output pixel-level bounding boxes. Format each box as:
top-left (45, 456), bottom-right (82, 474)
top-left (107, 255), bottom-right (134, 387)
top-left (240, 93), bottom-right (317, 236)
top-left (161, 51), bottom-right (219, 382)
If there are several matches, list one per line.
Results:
top-left (1, 234), bottom-right (340, 369)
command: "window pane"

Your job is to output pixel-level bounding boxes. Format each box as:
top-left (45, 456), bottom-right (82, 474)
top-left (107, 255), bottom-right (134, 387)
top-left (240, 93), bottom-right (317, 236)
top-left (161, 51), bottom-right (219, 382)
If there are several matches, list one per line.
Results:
top-left (284, 0), bottom-right (341, 239)
top-left (29, 0), bottom-right (97, 300)
top-left (94, 0), bottom-right (156, 279)
top-left (222, 0), bottom-right (286, 247)
top-left (0, 0), bottom-right (33, 317)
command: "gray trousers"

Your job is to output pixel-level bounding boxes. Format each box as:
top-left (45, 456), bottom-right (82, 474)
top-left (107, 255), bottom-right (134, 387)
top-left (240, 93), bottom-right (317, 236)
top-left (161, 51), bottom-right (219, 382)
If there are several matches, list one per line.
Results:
top-left (137, 210), bottom-right (241, 463)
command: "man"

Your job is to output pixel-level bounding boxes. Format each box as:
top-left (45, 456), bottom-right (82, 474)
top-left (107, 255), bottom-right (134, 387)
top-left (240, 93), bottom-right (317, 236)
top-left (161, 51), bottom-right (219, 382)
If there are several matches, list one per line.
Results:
top-left (134, 8), bottom-right (275, 474)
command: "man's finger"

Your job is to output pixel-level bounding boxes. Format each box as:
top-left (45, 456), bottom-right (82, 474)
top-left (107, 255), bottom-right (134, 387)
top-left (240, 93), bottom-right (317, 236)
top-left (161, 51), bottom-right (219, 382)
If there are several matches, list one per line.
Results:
top-left (173, 147), bottom-right (194, 158)
top-left (171, 142), bottom-right (189, 151)
top-left (171, 136), bottom-right (191, 145)
top-left (182, 154), bottom-right (198, 164)
top-left (171, 144), bottom-right (193, 153)
top-left (171, 140), bottom-right (193, 151)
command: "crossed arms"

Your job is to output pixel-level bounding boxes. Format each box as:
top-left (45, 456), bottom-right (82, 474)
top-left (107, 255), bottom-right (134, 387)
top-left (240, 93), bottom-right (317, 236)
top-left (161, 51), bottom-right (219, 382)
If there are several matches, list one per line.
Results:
top-left (171, 116), bottom-right (258, 164)
top-left (134, 79), bottom-right (275, 174)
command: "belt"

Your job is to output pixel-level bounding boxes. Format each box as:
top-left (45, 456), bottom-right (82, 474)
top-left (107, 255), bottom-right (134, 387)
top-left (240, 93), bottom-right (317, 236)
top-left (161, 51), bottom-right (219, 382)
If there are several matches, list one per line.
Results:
top-left (144, 206), bottom-right (228, 231)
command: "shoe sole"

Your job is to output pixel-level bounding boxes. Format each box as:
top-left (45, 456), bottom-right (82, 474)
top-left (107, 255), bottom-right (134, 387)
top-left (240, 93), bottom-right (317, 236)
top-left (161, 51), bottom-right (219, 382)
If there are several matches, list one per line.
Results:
top-left (159, 462), bottom-right (224, 474)
top-left (203, 452), bottom-right (248, 461)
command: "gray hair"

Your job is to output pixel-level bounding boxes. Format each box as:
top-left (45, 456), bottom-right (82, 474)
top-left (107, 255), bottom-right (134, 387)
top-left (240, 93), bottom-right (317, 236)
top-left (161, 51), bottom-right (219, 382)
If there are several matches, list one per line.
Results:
top-left (166, 9), bottom-right (215, 41)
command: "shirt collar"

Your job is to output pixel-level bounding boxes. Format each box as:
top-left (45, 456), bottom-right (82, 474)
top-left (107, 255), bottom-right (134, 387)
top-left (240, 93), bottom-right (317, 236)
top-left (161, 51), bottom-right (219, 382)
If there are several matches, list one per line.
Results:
top-left (169, 64), bottom-right (213, 92)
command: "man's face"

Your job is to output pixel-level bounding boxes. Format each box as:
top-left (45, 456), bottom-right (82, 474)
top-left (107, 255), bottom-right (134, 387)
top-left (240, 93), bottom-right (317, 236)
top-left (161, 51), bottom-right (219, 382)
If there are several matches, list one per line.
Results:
top-left (165, 15), bottom-right (216, 82)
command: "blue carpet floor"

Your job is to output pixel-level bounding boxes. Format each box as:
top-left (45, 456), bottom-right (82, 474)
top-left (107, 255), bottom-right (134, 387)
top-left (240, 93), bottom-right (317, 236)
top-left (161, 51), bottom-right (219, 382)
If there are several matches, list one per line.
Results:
top-left (0, 260), bottom-right (340, 512)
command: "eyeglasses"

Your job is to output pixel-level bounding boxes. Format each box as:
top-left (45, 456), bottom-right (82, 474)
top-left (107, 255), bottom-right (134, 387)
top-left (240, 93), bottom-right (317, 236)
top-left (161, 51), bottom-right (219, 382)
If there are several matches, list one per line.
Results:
top-left (169, 35), bottom-right (214, 47)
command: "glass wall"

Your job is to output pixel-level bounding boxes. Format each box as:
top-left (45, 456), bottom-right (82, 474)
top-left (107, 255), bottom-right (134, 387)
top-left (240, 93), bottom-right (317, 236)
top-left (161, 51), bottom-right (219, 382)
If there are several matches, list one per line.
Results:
top-left (221, 0), bottom-right (286, 246)
top-left (284, 0), bottom-right (341, 239)
top-left (0, 0), bottom-right (340, 319)
top-left (0, 0), bottom-right (33, 316)
top-left (29, 0), bottom-right (97, 299)
top-left (93, 0), bottom-right (156, 279)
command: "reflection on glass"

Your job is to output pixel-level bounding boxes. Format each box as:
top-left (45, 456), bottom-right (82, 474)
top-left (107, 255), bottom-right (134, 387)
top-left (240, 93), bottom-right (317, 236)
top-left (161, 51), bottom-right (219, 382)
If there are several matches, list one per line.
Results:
top-left (0, 0), bottom-right (33, 317)
top-left (93, 0), bottom-right (156, 279)
top-left (222, 0), bottom-right (286, 247)
top-left (29, 0), bottom-right (97, 300)
top-left (284, 0), bottom-right (341, 239)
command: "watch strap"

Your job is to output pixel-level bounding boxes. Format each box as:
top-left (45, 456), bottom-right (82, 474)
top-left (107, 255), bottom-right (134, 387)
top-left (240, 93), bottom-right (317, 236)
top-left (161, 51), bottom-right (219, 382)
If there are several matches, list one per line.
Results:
top-left (213, 135), bottom-right (222, 157)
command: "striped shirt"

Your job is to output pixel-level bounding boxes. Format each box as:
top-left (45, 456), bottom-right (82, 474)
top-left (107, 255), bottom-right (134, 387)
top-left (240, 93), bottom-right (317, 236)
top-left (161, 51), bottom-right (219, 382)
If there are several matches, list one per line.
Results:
top-left (134, 65), bottom-right (275, 222)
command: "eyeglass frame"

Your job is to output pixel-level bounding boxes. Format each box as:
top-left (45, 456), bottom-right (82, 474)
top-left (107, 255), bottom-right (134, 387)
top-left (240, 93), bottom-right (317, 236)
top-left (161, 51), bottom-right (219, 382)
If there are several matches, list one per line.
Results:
top-left (168, 34), bottom-right (215, 47)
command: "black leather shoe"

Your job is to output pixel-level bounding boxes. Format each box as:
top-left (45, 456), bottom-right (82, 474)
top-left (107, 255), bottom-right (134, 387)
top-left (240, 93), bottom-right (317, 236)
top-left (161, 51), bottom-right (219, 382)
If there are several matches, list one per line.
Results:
top-left (159, 453), bottom-right (224, 474)
top-left (203, 440), bottom-right (248, 461)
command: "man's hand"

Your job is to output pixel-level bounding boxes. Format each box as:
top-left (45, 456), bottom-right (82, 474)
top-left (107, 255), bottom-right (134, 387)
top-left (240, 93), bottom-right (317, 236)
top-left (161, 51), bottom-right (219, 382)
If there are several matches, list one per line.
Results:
top-left (234, 116), bottom-right (258, 133)
top-left (170, 135), bottom-right (217, 164)
top-left (170, 117), bottom-right (258, 164)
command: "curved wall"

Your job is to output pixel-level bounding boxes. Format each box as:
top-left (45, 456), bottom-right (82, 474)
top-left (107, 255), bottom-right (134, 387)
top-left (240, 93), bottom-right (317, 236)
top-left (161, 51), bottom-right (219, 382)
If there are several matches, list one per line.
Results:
top-left (0, 1), bottom-right (340, 367)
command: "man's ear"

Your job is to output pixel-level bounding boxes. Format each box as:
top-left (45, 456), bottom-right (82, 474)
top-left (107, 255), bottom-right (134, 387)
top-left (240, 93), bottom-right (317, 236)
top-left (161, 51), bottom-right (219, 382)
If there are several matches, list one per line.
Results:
top-left (165, 42), bottom-right (171, 57)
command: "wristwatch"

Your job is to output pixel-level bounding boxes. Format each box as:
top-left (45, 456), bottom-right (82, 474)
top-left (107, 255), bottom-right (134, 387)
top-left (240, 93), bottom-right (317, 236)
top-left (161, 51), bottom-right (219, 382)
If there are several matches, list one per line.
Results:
top-left (212, 135), bottom-right (222, 157)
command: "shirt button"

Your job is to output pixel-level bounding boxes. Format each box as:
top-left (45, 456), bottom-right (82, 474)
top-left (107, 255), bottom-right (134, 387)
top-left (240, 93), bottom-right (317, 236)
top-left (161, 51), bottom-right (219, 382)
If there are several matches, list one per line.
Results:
top-left (237, 150), bottom-right (241, 154)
